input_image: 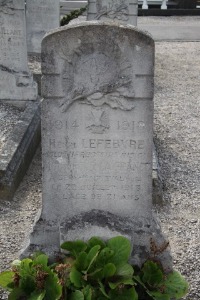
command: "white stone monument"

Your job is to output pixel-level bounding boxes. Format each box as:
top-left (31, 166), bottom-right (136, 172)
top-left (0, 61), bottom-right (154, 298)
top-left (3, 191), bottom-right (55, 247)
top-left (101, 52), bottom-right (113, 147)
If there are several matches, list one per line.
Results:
top-left (87, 0), bottom-right (138, 26)
top-left (0, 0), bottom-right (37, 103)
top-left (26, 0), bottom-right (60, 54)
top-left (22, 22), bottom-right (171, 270)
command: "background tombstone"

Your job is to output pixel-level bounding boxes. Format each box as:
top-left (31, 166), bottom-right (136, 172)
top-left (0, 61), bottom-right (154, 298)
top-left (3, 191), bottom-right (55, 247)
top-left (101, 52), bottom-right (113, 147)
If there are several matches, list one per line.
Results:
top-left (22, 22), bottom-right (171, 269)
top-left (26, 0), bottom-right (60, 54)
top-left (0, 0), bottom-right (37, 104)
top-left (87, 0), bottom-right (138, 26)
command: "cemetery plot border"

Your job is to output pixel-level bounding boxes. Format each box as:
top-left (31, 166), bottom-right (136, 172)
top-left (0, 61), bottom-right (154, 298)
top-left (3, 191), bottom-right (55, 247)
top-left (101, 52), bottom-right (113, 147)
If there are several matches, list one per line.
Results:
top-left (0, 101), bottom-right (41, 200)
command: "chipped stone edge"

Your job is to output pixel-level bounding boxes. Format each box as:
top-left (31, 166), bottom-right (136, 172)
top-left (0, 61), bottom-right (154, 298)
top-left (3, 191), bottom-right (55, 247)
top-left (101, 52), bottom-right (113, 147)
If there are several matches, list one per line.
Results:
top-left (0, 99), bottom-right (41, 200)
top-left (153, 143), bottom-right (163, 205)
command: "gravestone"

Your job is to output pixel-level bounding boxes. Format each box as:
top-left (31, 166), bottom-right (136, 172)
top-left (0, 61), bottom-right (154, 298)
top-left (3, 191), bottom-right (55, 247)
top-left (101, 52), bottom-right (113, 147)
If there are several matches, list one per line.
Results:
top-left (0, 0), bottom-right (37, 103)
top-left (87, 0), bottom-right (138, 26)
top-left (22, 22), bottom-right (171, 269)
top-left (26, 0), bottom-right (60, 54)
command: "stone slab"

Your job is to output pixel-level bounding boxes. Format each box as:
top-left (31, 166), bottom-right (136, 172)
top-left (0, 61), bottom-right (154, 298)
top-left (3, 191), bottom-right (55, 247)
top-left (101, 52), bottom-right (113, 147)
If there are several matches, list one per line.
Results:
top-left (0, 100), bottom-right (41, 200)
top-left (87, 0), bottom-right (138, 26)
top-left (26, 0), bottom-right (60, 54)
top-left (0, 0), bottom-right (37, 101)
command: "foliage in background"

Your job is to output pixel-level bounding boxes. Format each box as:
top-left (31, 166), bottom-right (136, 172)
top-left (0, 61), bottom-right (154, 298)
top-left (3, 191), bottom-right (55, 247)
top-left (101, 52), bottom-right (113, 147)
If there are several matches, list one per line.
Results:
top-left (0, 236), bottom-right (188, 300)
top-left (60, 6), bottom-right (87, 26)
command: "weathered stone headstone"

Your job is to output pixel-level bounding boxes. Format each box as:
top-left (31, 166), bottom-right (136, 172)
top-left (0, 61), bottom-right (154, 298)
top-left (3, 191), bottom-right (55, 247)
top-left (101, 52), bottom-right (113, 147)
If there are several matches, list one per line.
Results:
top-left (87, 0), bottom-right (138, 26)
top-left (0, 0), bottom-right (37, 102)
top-left (26, 0), bottom-right (60, 54)
top-left (23, 22), bottom-right (171, 269)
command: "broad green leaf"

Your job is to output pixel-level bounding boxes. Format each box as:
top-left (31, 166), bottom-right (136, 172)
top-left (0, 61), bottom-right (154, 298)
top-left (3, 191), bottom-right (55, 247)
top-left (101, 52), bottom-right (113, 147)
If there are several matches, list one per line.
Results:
top-left (163, 271), bottom-right (189, 299)
top-left (148, 291), bottom-right (170, 300)
top-left (29, 290), bottom-right (46, 300)
top-left (103, 263), bottom-right (116, 278)
top-left (107, 236), bottom-right (131, 267)
top-left (19, 275), bottom-right (36, 295)
top-left (142, 261), bottom-right (163, 287)
top-left (31, 252), bottom-right (45, 260)
top-left (61, 240), bottom-right (87, 257)
top-left (99, 281), bottom-right (109, 298)
top-left (0, 271), bottom-right (14, 290)
top-left (70, 268), bottom-right (83, 288)
top-left (83, 285), bottom-right (93, 300)
top-left (109, 287), bottom-right (138, 300)
top-left (86, 245), bottom-right (101, 271)
top-left (75, 252), bottom-right (88, 271)
top-left (116, 263), bottom-right (134, 277)
top-left (8, 288), bottom-right (25, 300)
top-left (87, 237), bottom-right (106, 250)
top-left (108, 278), bottom-right (134, 289)
top-left (33, 254), bottom-right (48, 268)
top-left (44, 272), bottom-right (62, 300)
top-left (69, 290), bottom-right (84, 300)
top-left (96, 247), bottom-right (114, 266)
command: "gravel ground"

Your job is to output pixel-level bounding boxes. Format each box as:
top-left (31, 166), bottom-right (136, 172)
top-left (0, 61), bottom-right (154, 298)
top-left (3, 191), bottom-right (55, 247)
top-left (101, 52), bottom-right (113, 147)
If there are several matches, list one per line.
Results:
top-left (0, 37), bottom-right (200, 300)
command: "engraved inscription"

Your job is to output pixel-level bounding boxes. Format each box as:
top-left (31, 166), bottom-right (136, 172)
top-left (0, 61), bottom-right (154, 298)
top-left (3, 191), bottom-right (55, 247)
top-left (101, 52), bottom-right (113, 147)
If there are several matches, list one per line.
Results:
top-left (43, 99), bottom-right (153, 218)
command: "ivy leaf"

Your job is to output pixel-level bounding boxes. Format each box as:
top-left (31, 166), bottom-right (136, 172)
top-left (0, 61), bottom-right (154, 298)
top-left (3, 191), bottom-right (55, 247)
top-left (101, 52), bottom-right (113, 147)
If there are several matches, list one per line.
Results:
top-left (109, 287), bottom-right (138, 300)
top-left (0, 271), bottom-right (14, 290)
top-left (61, 240), bottom-right (87, 257)
top-left (141, 261), bottom-right (163, 287)
top-left (163, 271), bottom-right (189, 299)
top-left (70, 268), bottom-right (83, 288)
top-left (107, 236), bottom-right (131, 267)
top-left (103, 263), bottom-right (116, 278)
top-left (69, 290), bottom-right (84, 300)
top-left (44, 272), bottom-right (62, 300)
top-left (87, 237), bottom-right (106, 250)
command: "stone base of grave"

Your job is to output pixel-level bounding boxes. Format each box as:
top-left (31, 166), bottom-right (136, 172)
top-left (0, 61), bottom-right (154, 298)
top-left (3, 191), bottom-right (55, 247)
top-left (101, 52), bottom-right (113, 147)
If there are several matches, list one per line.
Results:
top-left (0, 100), bottom-right (41, 200)
top-left (21, 210), bottom-right (172, 272)
top-left (0, 71), bottom-right (38, 102)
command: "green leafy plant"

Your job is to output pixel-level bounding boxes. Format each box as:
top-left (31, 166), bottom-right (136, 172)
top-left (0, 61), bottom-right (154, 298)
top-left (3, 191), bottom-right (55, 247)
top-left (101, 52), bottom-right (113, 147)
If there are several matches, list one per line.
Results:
top-left (60, 6), bottom-right (87, 26)
top-left (0, 236), bottom-right (189, 300)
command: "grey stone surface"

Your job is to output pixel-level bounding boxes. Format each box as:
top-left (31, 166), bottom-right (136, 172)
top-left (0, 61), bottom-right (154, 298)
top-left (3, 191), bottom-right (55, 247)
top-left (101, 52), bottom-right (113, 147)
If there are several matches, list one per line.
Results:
top-left (87, 0), bottom-right (138, 26)
top-left (0, 100), bottom-right (41, 200)
top-left (22, 22), bottom-right (171, 268)
top-left (26, 0), bottom-right (60, 54)
top-left (0, 0), bottom-right (37, 102)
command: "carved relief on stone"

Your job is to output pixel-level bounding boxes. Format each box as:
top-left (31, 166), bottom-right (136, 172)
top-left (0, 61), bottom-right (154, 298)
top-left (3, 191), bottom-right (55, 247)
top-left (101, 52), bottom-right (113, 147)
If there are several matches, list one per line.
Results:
top-left (96, 0), bottom-right (129, 21)
top-left (0, 0), bottom-right (14, 14)
top-left (58, 35), bottom-right (135, 112)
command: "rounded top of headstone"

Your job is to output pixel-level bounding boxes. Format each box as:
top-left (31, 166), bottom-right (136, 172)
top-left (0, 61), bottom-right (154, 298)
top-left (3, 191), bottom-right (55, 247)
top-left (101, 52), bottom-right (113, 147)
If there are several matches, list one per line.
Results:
top-left (42, 21), bottom-right (154, 47)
